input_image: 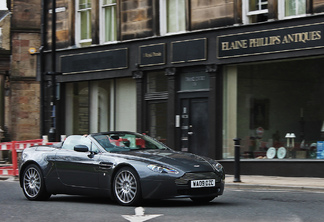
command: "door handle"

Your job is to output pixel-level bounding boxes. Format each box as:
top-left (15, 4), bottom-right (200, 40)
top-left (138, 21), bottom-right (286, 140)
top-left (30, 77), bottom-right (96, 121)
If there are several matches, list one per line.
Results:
top-left (188, 125), bottom-right (193, 135)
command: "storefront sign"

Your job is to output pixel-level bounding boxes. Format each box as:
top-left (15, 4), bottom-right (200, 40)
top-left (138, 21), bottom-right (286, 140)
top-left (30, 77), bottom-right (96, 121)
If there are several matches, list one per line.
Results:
top-left (60, 48), bottom-right (128, 74)
top-left (172, 38), bottom-right (207, 63)
top-left (139, 43), bottom-right (165, 67)
top-left (180, 72), bottom-right (209, 91)
top-left (217, 23), bottom-right (324, 58)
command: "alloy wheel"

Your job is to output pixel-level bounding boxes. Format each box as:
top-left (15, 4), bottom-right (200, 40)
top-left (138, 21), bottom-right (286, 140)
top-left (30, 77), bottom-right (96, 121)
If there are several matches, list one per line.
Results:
top-left (114, 167), bottom-right (141, 205)
top-left (23, 166), bottom-right (42, 198)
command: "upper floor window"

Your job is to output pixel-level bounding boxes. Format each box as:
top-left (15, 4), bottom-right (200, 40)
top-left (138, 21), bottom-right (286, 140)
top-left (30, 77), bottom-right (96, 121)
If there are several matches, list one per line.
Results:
top-left (279, 0), bottom-right (306, 19)
top-left (100, 0), bottom-right (117, 43)
top-left (76, 0), bottom-right (92, 47)
top-left (160, 0), bottom-right (186, 35)
top-left (243, 0), bottom-right (268, 24)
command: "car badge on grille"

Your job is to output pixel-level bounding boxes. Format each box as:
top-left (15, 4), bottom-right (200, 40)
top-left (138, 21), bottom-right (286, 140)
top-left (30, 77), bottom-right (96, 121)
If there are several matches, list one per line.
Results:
top-left (194, 165), bottom-right (200, 168)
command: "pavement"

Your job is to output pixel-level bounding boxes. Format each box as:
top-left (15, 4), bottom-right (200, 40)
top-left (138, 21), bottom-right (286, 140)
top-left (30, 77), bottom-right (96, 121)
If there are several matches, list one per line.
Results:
top-left (225, 174), bottom-right (324, 192)
top-left (1, 174), bottom-right (324, 192)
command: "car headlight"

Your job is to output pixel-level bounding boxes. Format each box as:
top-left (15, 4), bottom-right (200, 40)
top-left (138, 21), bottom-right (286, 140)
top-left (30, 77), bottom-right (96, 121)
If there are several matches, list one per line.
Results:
top-left (147, 164), bottom-right (179, 174)
top-left (212, 162), bottom-right (223, 173)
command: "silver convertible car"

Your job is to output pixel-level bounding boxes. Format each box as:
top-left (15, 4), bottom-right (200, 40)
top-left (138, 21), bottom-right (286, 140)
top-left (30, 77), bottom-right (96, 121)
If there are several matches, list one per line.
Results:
top-left (19, 131), bottom-right (225, 206)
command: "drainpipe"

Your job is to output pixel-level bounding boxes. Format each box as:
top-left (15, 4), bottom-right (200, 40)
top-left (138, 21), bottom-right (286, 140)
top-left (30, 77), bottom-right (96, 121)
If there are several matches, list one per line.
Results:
top-left (40, 0), bottom-right (47, 137)
top-left (48, 0), bottom-right (57, 142)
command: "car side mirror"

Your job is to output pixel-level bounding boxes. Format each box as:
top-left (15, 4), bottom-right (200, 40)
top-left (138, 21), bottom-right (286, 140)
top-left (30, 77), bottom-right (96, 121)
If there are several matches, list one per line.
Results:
top-left (74, 145), bottom-right (89, 152)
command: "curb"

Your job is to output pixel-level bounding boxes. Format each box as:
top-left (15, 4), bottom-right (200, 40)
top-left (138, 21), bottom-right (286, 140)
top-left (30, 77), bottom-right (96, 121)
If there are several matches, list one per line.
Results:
top-left (0, 176), bottom-right (18, 181)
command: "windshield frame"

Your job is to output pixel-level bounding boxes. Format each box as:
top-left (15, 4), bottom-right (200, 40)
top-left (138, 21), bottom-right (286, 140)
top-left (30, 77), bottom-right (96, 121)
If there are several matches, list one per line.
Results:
top-left (90, 131), bottom-right (170, 153)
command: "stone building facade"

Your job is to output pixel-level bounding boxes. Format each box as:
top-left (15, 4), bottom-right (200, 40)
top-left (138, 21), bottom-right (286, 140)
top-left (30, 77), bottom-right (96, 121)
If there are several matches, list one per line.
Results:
top-left (6, 0), bottom-right (41, 140)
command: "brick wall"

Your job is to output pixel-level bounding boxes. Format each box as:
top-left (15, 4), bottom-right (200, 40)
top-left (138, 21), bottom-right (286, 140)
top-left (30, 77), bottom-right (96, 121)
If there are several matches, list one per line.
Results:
top-left (9, 81), bottom-right (40, 140)
top-left (191, 0), bottom-right (235, 30)
top-left (314, 0), bottom-right (324, 13)
top-left (121, 0), bottom-right (154, 40)
top-left (11, 0), bottom-right (41, 30)
top-left (8, 0), bottom-right (41, 141)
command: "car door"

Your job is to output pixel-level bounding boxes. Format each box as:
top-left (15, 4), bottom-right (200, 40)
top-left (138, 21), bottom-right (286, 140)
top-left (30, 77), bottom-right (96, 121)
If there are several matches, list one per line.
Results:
top-left (55, 135), bottom-right (101, 188)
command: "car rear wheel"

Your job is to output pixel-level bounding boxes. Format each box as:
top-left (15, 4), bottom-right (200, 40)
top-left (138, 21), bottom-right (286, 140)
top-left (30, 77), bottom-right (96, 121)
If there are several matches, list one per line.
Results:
top-left (113, 167), bottom-right (142, 206)
top-left (22, 164), bottom-right (51, 201)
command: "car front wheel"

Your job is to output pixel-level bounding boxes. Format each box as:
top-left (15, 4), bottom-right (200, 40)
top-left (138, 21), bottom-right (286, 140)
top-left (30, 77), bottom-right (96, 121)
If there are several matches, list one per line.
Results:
top-left (22, 164), bottom-right (51, 201)
top-left (113, 167), bottom-right (142, 206)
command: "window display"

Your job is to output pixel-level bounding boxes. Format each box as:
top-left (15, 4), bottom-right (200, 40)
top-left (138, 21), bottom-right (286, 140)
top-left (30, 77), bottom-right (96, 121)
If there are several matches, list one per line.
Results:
top-left (223, 58), bottom-right (324, 159)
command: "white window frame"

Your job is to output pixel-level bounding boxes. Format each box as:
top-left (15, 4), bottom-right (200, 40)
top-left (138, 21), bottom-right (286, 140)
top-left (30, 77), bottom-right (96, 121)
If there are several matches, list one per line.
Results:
top-left (76, 0), bottom-right (92, 46)
top-left (159, 0), bottom-right (186, 36)
top-left (278, 0), bottom-right (306, 19)
top-left (242, 0), bottom-right (268, 24)
top-left (100, 0), bottom-right (117, 44)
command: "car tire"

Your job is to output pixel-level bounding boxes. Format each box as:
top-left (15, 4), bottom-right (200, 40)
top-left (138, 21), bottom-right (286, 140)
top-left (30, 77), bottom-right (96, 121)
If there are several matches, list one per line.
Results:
top-left (190, 196), bottom-right (216, 203)
top-left (113, 167), bottom-right (142, 206)
top-left (22, 164), bottom-right (51, 201)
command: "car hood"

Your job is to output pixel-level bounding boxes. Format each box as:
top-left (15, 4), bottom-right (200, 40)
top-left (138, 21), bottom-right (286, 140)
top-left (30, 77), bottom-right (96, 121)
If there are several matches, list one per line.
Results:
top-left (117, 149), bottom-right (215, 172)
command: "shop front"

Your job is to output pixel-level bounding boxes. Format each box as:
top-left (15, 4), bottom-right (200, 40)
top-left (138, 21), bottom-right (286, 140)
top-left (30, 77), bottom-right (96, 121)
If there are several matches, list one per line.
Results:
top-left (44, 14), bottom-right (324, 177)
top-left (219, 17), bottom-right (324, 177)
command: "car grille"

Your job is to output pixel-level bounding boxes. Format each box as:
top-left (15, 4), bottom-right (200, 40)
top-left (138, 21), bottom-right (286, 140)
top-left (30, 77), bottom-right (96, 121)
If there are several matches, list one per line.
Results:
top-left (175, 172), bottom-right (222, 185)
top-left (177, 187), bottom-right (220, 196)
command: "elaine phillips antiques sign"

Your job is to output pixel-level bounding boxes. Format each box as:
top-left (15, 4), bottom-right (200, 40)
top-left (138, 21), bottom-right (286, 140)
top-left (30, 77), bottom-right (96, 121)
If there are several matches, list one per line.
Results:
top-left (217, 23), bottom-right (324, 58)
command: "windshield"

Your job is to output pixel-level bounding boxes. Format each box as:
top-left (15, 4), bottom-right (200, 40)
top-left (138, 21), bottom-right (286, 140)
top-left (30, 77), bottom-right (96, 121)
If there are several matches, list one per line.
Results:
top-left (92, 132), bottom-right (168, 152)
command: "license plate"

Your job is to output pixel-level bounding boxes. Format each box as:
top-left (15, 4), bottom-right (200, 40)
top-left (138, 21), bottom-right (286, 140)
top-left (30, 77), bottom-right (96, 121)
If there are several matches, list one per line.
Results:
top-left (191, 179), bottom-right (216, 188)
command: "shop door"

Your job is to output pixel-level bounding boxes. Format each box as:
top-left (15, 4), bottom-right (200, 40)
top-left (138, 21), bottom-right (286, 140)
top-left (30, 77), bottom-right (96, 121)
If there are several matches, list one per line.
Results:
top-left (180, 98), bottom-right (209, 156)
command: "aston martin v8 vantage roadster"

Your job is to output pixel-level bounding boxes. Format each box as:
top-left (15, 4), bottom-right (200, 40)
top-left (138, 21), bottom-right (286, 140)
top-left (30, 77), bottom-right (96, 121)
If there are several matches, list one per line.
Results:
top-left (19, 131), bottom-right (225, 206)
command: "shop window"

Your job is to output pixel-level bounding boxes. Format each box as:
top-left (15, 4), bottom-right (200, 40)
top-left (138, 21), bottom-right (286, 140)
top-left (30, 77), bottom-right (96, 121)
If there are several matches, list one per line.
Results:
top-left (242, 0), bottom-right (268, 24)
top-left (223, 59), bottom-right (324, 160)
top-left (278, 0), bottom-right (306, 19)
top-left (76, 0), bottom-right (92, 47)
top-left (100, 0), bottom-right (117, 43)
top-left (160, 0), bottom-right (186, 35)
top-left (65, 80), bottom-right (111, 135)
top-left (146, 71), bottom-right (168, 93)
top-left (147, 102), bottom-right (168, 144)
top-left (145, 71), bottom-right (168, 143)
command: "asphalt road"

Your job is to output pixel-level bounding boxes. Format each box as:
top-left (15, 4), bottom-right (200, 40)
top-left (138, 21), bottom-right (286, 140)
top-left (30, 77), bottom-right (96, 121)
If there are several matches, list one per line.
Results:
top-left (1, 179), bottom-right (324, 222)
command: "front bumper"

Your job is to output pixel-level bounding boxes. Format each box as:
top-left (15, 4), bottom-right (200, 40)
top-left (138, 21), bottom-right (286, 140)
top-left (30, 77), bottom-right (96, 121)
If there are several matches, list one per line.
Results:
top-left (141, 172), bottom-right (225, 200)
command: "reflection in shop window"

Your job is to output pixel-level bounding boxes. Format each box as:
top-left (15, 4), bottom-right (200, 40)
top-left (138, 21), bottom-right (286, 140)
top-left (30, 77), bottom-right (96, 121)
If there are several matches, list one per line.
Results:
top-left (223, 59), bottom-right (324, 160)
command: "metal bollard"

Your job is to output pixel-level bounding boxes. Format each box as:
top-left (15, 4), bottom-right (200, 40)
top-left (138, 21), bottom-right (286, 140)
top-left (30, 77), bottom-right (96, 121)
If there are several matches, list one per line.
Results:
top-left (233, 138), bottom-right (242, 182)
